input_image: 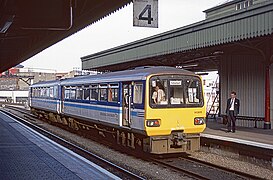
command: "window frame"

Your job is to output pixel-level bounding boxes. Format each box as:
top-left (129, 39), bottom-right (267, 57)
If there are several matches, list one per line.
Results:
top-left (133, 82), bottom-right (144, 104)
top-left (149, 75), bottom-right (204, 109)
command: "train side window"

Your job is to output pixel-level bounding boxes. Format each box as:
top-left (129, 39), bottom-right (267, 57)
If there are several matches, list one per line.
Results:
top-left (90, 85), bottom-right (98, 101)
top-left (64, 87), bottom-right (70, 99)
top-left (49, 87), bottom-right (54, 98)
top-left (37, 88), bottom-right (40, 97)
top-left (42, 88), bottom-right (47, 97)
top-left (76, 87), bottom-right (83, 100)
top-left (70, 88), bottom-right (76, 99)
top-left (108, 84), bottom-right (119, 102)
top-left (53, 86), bottom-right (58, 98)
top-left (83, 86), bottom-right (90, 100)
top-left (33, 88), bottom-right (36, 97)
top-left (133, 83), bottom-right (143, 104)
top-left (46, 88), bottom-right (50, 98)
top-left (99, 84), bottom-right (107, 101)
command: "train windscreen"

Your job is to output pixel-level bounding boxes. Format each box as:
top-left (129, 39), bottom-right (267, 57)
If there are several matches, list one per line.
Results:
top-left (150, 75), bottom-right (203, 108)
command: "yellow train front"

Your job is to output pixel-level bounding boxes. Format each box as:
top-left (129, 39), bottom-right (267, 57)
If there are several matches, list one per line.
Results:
top-left (29, 66), bottom-right (206, 154)
top-left (143, 71), bottom-right (206, 154)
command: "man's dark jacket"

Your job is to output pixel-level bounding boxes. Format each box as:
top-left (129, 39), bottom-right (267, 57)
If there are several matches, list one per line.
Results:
top-left (226, 98), bottom-right (240, 116)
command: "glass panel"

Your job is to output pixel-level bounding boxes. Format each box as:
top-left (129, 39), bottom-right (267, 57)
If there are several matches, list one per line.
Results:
top-left (64, 88), bottom-right (70, 99)
top-left (49, 87), bottom-right (54, 98)
top-left (76, 87), bottom-right (83, 100)
top-left (133, 83), bottom-right (143, 104)
top-left (83, 87), bottom-right (90, 100)
top-left (151, 79), bottom-right (168, 105)
top-left (108, 88), bottom-right (118, 102)
top-left (46, 88), bottom-right (50, 97)
top-left (99, 88), bottom-right (107, 101)
top-left (150, 75), bottom-right (203, 108)
top-left (184, 79), bottom-right (201, 104)
top-left (170, 80), bottom-right (184, 105)
top-left (91, 88), bottom-right (98, 101)
top-left (53, 86), bottom-right (58, 98)
top-left (70, 88), bottom-right (76, 99)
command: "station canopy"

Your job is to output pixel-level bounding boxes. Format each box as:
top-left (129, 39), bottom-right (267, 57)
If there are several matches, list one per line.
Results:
top-left (0, 0), bottom-right (131, 73)
top-left (81, 0), bottom-right (273, 72)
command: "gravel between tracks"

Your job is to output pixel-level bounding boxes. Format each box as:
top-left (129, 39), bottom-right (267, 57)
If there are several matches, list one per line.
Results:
top-left (189, 151), bottom-right (273, 179)
top-left (30, 118), bottom-right (273, 180)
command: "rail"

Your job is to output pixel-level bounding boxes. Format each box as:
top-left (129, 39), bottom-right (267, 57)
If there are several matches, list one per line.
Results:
top-left (151, 156), bottom-right (263, 180)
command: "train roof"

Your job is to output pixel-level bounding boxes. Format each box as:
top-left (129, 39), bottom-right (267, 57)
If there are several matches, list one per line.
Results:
top-left (30, 67), bottom-right (196, 87)
top-left (60, 66), bottom-right (196, 86)
top-left (30, 79), bottom-right (60, 88)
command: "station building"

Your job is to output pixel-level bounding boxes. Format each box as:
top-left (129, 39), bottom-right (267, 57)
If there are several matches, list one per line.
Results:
top-left (81, 0), bottom-right (273, 129)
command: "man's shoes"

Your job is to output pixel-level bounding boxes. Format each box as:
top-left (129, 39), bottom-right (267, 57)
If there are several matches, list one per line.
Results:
top-left (232, 130), bottom-right (235, 133)
top-left (226, 130), bottom-right (231, 133)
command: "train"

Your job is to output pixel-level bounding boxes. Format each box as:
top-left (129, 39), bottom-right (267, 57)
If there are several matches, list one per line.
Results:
top-left (28, 66), bottom-right (206, 154)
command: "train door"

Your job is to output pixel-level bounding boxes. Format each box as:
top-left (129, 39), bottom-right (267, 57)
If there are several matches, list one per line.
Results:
top-left (60, 86), bottom-right (65, 113)
top-left (122, 82), bottom-right (132, 127)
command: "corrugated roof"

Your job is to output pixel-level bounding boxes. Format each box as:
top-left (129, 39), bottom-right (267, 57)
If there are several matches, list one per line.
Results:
top-left (81, 0), bottom-right (273, 70)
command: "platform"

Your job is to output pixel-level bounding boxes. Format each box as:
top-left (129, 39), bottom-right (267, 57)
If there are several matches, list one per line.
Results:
top-left (202, 120), bottom-right (273, 149)
top-left (0, 111), bottom-right (119, 180)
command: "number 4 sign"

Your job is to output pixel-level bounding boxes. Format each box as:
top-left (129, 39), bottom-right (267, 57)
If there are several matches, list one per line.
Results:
top-left (133, 0), bottom-right (158, 28)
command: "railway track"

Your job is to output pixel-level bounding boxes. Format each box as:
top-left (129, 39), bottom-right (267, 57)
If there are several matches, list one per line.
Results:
top-left (150, 156), bottom-right (263, 180)
top-left (2, 105), bottom-right (264, 180)
top-left (0, 105), bottom-right (144, 180)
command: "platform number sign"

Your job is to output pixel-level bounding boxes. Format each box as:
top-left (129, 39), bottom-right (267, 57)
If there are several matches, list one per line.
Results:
top-left (133, 0), bottom-right (158, 28)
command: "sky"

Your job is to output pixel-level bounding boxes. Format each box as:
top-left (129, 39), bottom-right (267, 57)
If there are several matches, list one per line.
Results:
top-left (21, 0), bottom-right (224, 72)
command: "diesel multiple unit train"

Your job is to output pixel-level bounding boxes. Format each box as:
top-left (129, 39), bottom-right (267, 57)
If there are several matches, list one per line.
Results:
top-left (29, 66), bottom-right (206, 154)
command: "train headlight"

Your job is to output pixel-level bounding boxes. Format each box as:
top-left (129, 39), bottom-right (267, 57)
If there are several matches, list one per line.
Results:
top-left (146, 119), bottom-right (160, 127)
top-left (194, 117), bottom-right (205, 125)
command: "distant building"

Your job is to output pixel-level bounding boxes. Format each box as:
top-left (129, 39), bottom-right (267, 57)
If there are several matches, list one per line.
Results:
top-left (0, 66), bottom-right (98, 104)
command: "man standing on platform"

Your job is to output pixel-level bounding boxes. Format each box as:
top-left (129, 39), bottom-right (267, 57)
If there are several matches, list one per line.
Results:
top-left (225, 91), bottom-right (240, 133)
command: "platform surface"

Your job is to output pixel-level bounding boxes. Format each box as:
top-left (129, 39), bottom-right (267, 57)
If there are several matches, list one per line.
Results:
top-left (0, 111), bottom-right (119, 180)
top-left (202, 120), bottom-right (273, 149)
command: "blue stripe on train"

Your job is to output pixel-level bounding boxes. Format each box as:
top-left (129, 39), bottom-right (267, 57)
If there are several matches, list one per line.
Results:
top-left (32, 99), bottom-right (141, 117)
top-left (64, 102), bottom-right (139, 117)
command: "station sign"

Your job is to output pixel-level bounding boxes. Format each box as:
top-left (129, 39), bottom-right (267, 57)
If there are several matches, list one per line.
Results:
top-left (133, 0), bottom-right (158, 28)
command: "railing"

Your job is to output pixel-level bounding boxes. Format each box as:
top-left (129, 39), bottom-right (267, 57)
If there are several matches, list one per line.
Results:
top-left (222, 115), bottom-right (264, 128)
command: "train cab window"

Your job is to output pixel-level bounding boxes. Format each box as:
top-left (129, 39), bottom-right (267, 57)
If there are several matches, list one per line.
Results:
top-left (99, 84), bottom-right (108, 101)
top-left (83, 86), bottom-right (90, 100)
top-left (76, 87), bottom-right (83, 100)
top-left (170, 80), bottom-right (184, 105)
top-left (151, 79), bottom-right (168, 105)
top-left (108, 84), bottom-right (119, 102)
top-left (133, 83), bottom-right (143, 104)
top-left (90, 85), bottom-right (98, 101)
top-left (184, 79), bottom-right (201, 104)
